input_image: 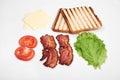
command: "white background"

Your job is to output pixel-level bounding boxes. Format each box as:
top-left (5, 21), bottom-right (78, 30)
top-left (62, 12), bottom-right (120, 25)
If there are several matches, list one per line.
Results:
top-left (0, 0), bottom-right (120, 80)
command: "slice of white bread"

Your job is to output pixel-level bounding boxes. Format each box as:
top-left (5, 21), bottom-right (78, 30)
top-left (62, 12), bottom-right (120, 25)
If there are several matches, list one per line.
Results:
top-left (52, 6), bottom-right (102, 34)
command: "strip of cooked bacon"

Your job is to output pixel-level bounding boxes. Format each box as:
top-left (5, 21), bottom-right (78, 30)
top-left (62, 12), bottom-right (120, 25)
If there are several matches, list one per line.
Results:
top-left (56, 34), bottom-right (73, 65)
top-left (40, 34), bottom-right (58, 68)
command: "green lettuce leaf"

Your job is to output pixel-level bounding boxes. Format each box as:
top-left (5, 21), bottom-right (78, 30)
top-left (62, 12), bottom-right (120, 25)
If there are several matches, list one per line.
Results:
top-left (74, 32), bottom-right (107, 69)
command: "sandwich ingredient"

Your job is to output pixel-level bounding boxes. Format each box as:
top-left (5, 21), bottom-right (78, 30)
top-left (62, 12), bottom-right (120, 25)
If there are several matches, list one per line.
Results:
top-left (23, 10), bottom-right (51, 30)
top-left (15, 35), bottom-right (37, 61)
top-left (52, 6), bottom-right (102, 34)
top-left (15, 47), bottom-right (35, 61)
top-left (74, 32), bottom-right (107, 69)
top-left (40, 34), bottom-right (58, 68)
top-left (19, 35), bottom-right (37, 48)
top-left (56, 34), bottom-right (73, 65)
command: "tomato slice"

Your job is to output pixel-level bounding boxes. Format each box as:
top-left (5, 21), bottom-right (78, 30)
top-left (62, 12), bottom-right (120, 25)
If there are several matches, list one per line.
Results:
top-left (19, 35), bottom-right (37, 48)
top-left (15, 47), bottom-right (35, 61)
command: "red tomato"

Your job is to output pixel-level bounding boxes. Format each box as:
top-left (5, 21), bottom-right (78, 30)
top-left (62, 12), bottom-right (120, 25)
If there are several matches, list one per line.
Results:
top-left (19, 35), bottom-right (37, 48)
top-left (15, 47), bottom-right (35, 61)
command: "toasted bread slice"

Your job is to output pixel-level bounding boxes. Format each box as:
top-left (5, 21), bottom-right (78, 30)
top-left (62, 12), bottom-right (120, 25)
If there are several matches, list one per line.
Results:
top-left (52, 6), bottom-right (102, 34)
top-left (61, 6), bottom-right (102, 33)
top-left (52, 9), bottom-right (69, 33)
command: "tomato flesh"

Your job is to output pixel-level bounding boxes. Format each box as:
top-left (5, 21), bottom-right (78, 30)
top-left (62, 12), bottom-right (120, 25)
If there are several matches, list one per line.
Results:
top-left (15, 47), bottom-right (35, 61)
top-left (19, 35), bottom-right (37, 48)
